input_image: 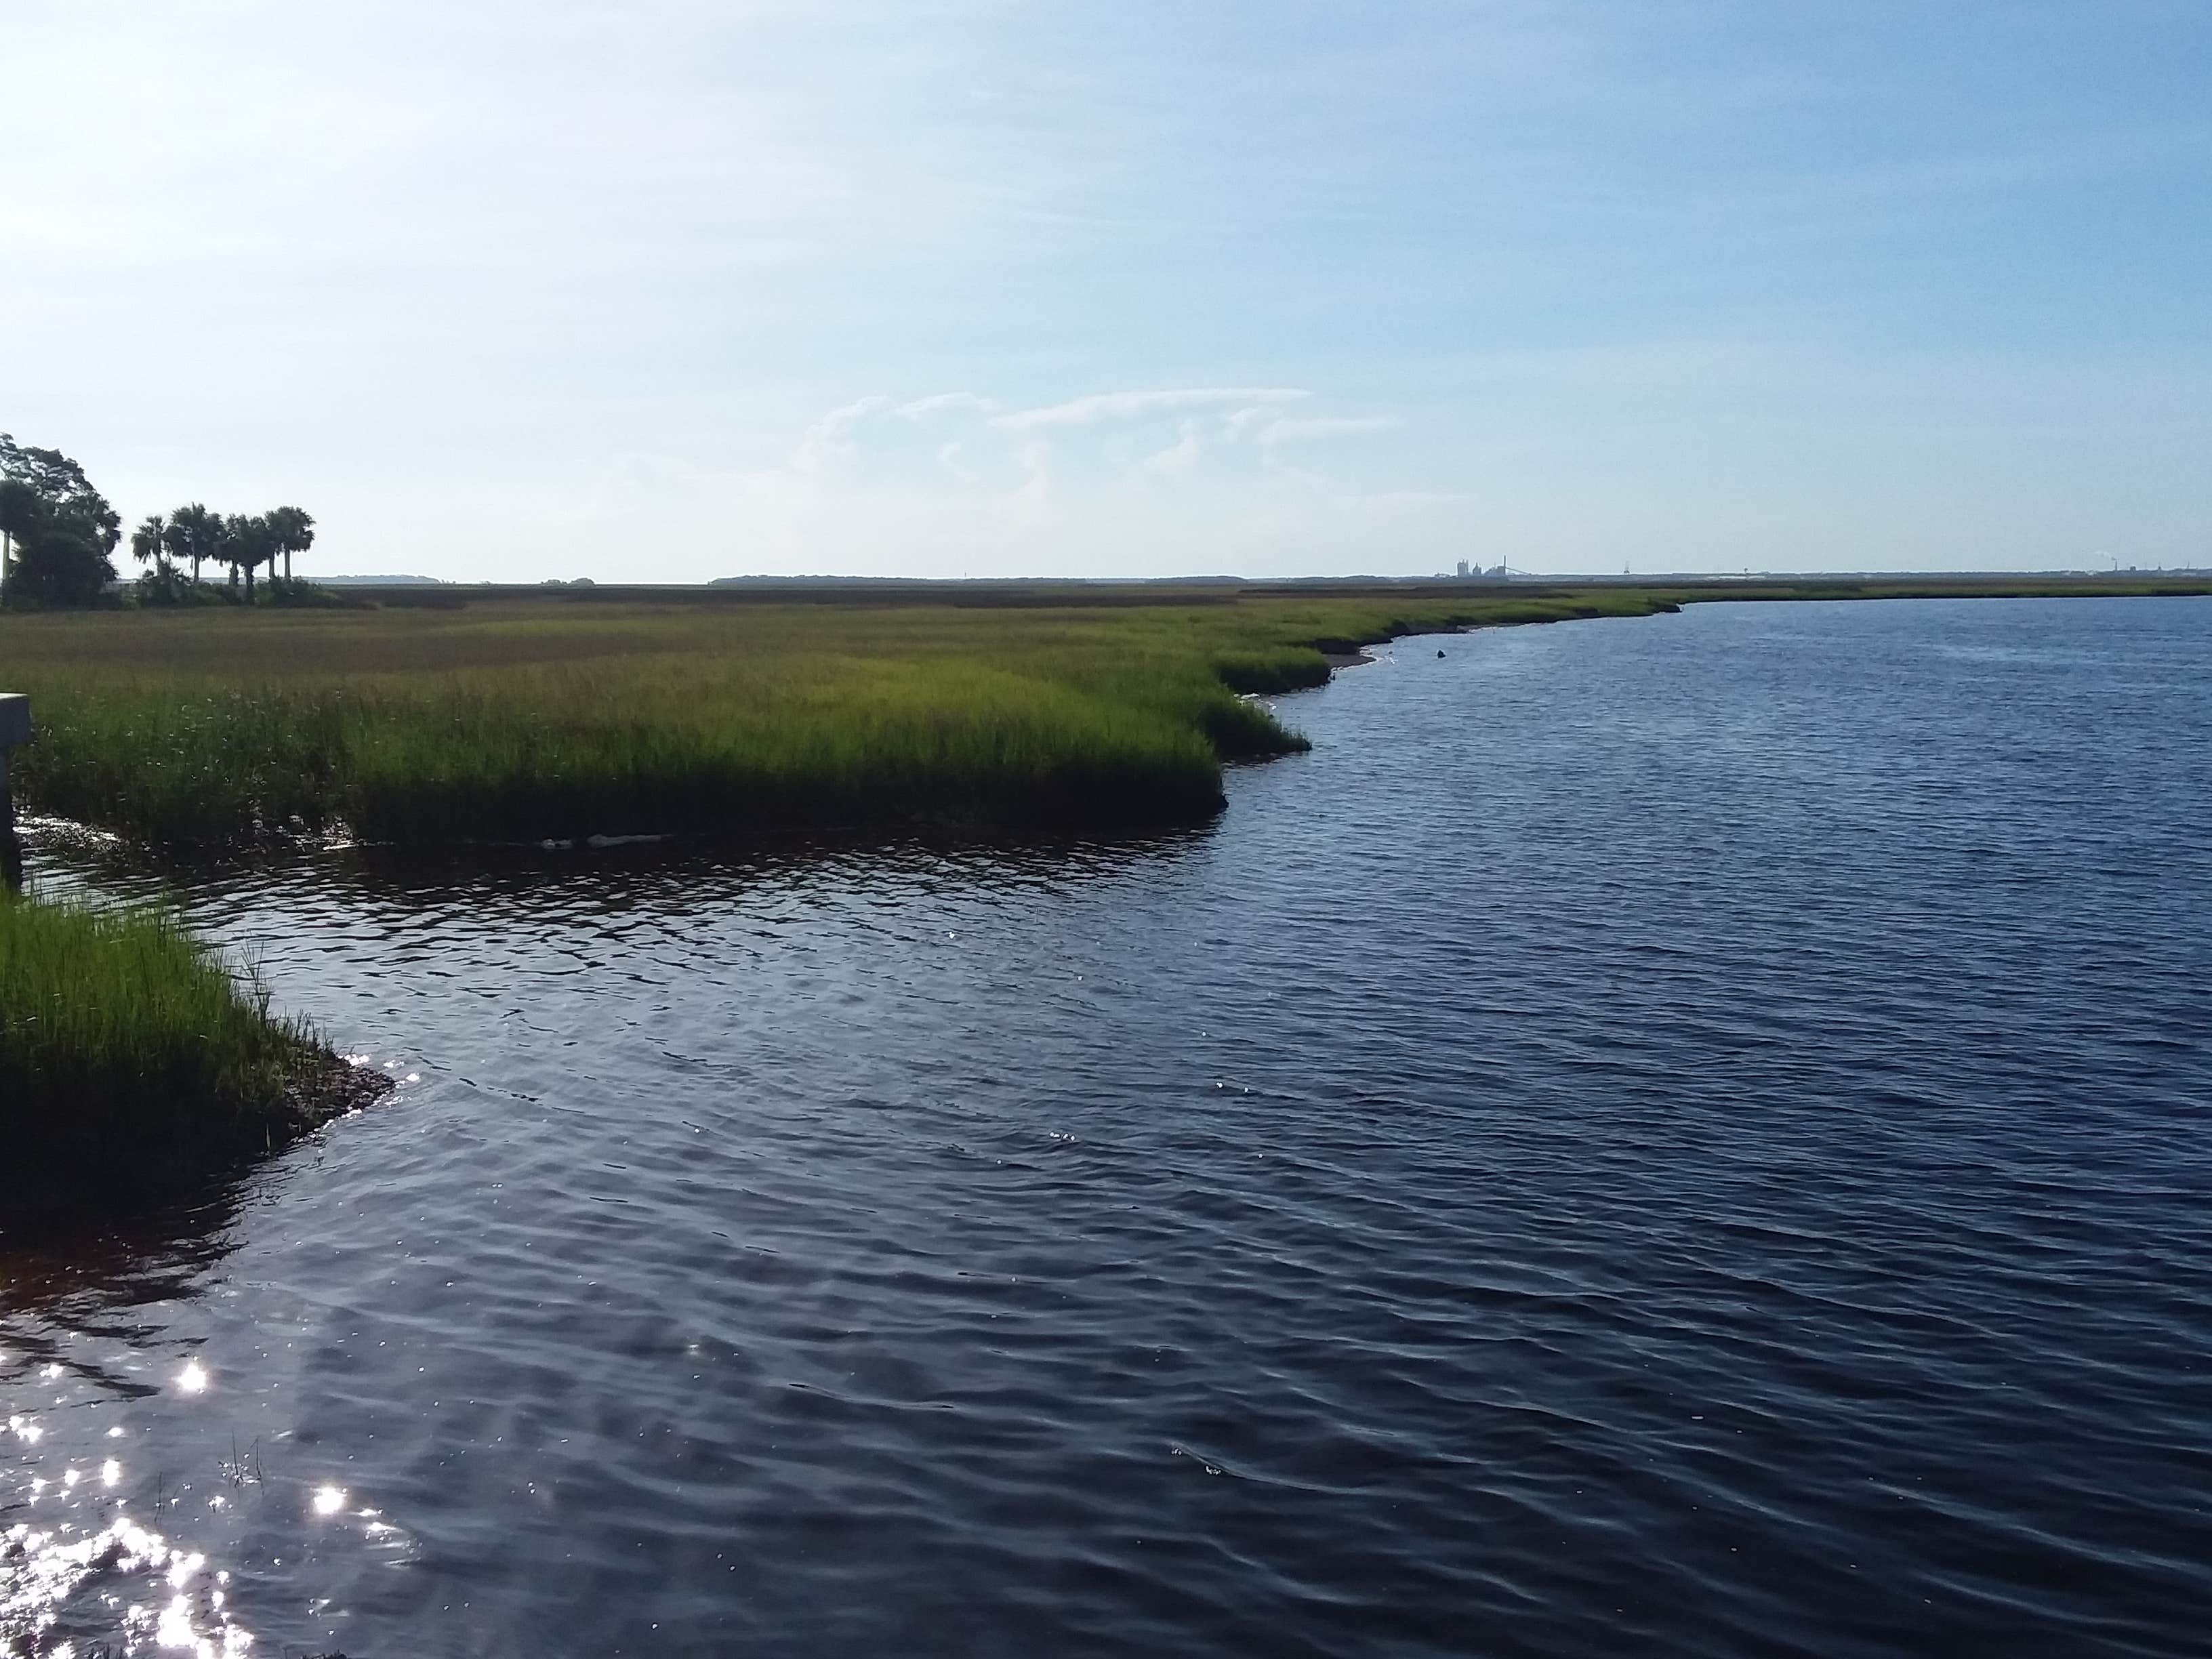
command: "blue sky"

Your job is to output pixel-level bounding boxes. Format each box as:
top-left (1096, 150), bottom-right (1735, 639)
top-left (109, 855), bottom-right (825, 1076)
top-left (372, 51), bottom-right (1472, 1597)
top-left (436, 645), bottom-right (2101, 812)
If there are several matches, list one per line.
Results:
top-left (3, 1), bottom-right (2207, 579)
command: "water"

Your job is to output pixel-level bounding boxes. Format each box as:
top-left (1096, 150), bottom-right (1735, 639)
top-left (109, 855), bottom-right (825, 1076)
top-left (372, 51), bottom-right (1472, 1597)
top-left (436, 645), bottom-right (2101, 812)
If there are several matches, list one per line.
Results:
top-left (6, 597), bottom-right (2211, 1658)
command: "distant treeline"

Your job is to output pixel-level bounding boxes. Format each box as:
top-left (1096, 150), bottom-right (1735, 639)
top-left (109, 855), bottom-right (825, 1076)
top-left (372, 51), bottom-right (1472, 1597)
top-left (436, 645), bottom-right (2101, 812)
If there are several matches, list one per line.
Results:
top-left (0, 432), bottom-right (318, 609)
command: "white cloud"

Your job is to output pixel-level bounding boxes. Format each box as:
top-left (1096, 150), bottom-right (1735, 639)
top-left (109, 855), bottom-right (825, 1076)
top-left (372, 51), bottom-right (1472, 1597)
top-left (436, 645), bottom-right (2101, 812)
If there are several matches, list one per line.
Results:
top-left (1261, 415), bottom-right (1403, 445)
top-left (1139, 419), bottom-right (1203, 478)
top-left (551, 384), bottom-right (1443, 578)
top-left (762, 386), bottom-right (1400, 502)
top-left (993, 387), bottom-right (1309, 432)
top-left (790, 395), bottom-right (897, 476)
top-left (1011, 441), bottom-right (1053, 519)
top-left (897, 392), bottom-right (1002, 422)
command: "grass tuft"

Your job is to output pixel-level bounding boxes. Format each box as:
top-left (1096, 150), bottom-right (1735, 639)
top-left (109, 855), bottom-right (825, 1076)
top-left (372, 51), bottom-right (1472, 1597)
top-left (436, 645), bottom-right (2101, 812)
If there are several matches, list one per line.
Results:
top-left (0, 893), bottom-right (387, 1221)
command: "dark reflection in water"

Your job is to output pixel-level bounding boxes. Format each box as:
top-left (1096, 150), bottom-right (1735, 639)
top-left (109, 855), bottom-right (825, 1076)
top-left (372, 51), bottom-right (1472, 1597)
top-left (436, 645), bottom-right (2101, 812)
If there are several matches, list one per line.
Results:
top-left (0, 1196), bottom-right (244, 1398)
top-left (6, 598), bottom-right (2212, 1658)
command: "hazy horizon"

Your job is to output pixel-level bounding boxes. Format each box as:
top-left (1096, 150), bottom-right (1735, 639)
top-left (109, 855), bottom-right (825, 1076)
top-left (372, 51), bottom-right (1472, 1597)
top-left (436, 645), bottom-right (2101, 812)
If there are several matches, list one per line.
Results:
top-left (294, 563), bottom-right (2208, 587)
top-left (7, 3), bottom-right (2208, 581)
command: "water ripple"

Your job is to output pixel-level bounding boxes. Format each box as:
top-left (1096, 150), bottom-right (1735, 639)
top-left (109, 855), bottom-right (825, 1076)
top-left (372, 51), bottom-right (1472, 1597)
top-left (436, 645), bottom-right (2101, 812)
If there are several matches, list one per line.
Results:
top-left (5, 598), bottom-right (2211, 1656)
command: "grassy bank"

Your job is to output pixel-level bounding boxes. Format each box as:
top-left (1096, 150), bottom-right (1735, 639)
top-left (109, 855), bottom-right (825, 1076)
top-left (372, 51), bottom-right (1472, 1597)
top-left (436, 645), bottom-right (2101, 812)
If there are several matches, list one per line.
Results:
top-left (0, 585), bottom-right (1675, 848)
top-left (2, 576), bottom-right (2203, 851)
top-left (0, 894), bottom-right (388, 1223)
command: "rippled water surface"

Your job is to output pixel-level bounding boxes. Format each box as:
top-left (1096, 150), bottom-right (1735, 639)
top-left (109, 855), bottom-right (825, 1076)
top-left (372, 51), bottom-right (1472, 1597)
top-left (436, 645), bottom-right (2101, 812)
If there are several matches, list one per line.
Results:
top-left (6, 597), bottom-right (2211, 1657)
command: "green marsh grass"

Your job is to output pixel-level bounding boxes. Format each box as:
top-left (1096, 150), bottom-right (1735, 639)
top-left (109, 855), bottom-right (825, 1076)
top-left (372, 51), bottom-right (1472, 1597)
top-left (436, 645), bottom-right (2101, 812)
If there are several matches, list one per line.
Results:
top-left (0, 586), bottom-right (1680, 848)
top-left (0, 893), bottom-right (381, 1219)
top-left (9, 576), bottom-right (2194, 851)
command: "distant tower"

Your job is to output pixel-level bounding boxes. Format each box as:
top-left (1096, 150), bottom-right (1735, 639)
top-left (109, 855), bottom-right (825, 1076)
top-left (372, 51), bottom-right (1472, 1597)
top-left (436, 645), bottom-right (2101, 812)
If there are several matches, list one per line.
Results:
top-left (1455, 560), bottom-right (1470, 579)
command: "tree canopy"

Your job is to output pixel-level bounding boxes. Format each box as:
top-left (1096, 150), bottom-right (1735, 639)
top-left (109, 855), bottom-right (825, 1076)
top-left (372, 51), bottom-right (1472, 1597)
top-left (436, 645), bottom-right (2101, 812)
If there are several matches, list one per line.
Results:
top-left (0, 434), bottom-right (120, 606)
top-left (266, 506), bottom-right (315, 581)
top-left (224, 513), bottom-right (281, 598)
top-left (0, 434), bottom-right (121, 554)
top-left (164, 504), bottom-right (224, 586)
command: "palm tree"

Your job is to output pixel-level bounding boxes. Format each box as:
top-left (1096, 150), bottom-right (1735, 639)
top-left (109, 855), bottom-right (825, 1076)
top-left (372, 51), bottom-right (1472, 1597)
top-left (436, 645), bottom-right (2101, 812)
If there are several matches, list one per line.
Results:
top-left (166, 503), bottom-right (219, 587)
top-left (248, 517), bottom-right (275, 598)
top-left (221, 514), bottom-right (244, 594)
top-left (131, 513), bottom-right (170, 586)
top-left (265, 506), bottom-right (314, 585)
top-left (163, 516), bottom-right (190, 586)
top-left (224, 513), bottom-right (278, 600)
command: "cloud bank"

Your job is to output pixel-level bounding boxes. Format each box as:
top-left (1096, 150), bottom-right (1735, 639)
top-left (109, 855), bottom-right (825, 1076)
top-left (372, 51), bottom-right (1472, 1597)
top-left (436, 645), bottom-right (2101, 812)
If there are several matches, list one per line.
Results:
top-left (605, 386), bottom-right (1450, 579)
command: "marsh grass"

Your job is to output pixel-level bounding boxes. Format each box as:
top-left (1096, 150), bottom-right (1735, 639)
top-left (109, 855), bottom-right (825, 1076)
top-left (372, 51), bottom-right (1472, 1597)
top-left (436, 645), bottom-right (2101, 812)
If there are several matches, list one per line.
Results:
top-left (12, 576), bottom-right (2184, 851)
top-left (0, 586), bottom-right (1683, 848)
top-left (0, 894), bottom-right (384, 1219)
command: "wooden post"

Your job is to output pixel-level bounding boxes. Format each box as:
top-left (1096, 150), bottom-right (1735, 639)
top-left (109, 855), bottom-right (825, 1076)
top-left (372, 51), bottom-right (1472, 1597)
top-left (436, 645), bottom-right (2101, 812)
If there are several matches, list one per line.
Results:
top-left (0, 693), bottom-right (28, 890)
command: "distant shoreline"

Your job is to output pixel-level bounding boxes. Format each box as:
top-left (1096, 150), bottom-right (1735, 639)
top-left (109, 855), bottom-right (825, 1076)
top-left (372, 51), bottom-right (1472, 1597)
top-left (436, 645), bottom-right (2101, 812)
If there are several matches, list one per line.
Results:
top-left (295, 571), bottom-right (2212, 602)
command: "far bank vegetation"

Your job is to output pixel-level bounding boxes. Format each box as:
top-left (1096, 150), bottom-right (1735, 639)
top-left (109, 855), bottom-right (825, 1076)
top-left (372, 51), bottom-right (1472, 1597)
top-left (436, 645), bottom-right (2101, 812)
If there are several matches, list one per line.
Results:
top-left (1, 431), bottom-right (324, 609)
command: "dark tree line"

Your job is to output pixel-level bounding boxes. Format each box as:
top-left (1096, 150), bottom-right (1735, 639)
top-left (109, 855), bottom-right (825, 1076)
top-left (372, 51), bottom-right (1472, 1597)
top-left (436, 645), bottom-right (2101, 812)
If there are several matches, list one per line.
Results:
top-left (129, 503), bottom-right (315, 600)
top-left (1, 434), bottom-right (314, 608)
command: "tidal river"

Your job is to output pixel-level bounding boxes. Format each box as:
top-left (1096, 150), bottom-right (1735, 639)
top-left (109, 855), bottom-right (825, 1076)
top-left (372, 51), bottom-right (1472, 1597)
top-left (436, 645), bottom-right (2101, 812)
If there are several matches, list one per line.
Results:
top-left (5, 597), bottom-right (2211, 1658)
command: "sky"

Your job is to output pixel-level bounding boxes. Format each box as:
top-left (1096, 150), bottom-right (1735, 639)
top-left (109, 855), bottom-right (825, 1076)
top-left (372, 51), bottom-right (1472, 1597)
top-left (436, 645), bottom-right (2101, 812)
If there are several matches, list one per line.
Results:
top-left (3, 1), bottom-right (2208, 580)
